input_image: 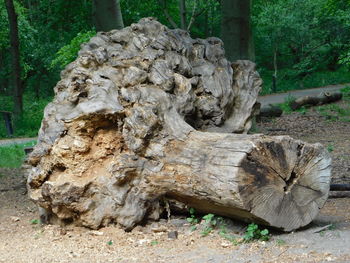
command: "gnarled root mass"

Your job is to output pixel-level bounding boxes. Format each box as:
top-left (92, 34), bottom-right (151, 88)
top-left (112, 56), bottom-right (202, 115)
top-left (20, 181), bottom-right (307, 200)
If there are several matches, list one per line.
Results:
top-left (26, 18), bottom-right (331, 232)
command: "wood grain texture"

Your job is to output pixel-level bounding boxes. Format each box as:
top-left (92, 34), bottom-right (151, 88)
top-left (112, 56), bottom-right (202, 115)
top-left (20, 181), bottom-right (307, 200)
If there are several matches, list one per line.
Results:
top-left (25, 18), bottom-right (331, 232)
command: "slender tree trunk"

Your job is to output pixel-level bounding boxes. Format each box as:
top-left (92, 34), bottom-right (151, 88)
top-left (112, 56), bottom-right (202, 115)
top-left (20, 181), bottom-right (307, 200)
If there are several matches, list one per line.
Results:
top-left (204, 9), bottom-right (208, 37)
top-left (92, 0), bottom-right (124, 32)
top-left (179, 0), bottom-right (186, 30)
top-left (221, 0), bottom-right (254, 62)
top-left (272, 47), bottom-right (278, 93)
top-left (5, 0), bottom-right (23, 115)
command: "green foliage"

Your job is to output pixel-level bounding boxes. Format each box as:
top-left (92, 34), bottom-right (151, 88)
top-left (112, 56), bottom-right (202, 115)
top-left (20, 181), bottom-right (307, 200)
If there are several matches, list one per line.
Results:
top-left (186, 207), bottom-right (199, 225)
top-left (319, 224), bottom-right (336, 236)
top-left (150, 240), bottom-right (159, 246)
top-left (327, 144), bottom-right (334, 152)
top-left (201, 213), bottom-right (223, 237)
top-left (0, 140), bottom-right (36, 168)
top-left (317, 88), bottom-right (350, 122)
top-left (260, 67), bottom-right (350, 95)
top-left (243, 223), bottom-right (270, 242)
top-left (276, 239), bottom-right (286, 246)
top-left (0, 93), bottom-right (51, 138)
top-left (107, 240), bottom-right (113, 245)
top-left (254, 0), bottom-right (350, 94)
top-left (51, 30), bottom-right (96, 69)
top-left (341, 86), bottom-right (350, 98)
top-left (30, 219), bottom-right (39, 225)
top-left (278, 95), bottom-right (296, 114)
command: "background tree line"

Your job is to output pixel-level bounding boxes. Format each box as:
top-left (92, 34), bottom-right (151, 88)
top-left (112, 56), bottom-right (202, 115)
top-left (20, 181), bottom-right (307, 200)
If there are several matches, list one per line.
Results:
top-left (0, 0), bottom-right (350, 137)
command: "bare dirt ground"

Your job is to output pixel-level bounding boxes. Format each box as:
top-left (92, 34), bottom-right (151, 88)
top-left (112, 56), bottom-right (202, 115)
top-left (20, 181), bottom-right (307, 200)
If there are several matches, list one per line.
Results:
top-left (1, 104), bottom-right (350, 263)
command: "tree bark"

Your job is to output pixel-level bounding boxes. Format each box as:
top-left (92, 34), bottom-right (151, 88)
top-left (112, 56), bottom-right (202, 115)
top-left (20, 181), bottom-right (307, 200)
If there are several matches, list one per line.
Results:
top-left (257, 104), bottom-right (283, 119)
top-left (92, 0), bottom-right (124, 32)
top-left (221, 0), bottom-right (254, 62)
top-left (26, 18), bottom-right (331, 232)
top-left (179, 0), bottom-right (187, 30)
top-left (4, 0), bottom-right (23, 115)
top-left (290, 91), bottom-right (343, 110)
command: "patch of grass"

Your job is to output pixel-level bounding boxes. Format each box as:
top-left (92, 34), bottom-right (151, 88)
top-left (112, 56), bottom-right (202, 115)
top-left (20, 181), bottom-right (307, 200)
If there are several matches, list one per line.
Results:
top-left (0, 93), bottom-right (51, 138)
top-left (317, 97), bottom-right (350, 122)
top-left (0, 140), bottom-right (36, 168)
top-left (278, 95), bottom-right (296, 114)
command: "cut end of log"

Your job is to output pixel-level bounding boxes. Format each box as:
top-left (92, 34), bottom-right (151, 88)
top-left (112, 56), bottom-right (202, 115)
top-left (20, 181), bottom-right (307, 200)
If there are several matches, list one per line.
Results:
top-left (24, 18), bottom-right (331, 232)
top-left (237, 136), bottom-right (331, 231)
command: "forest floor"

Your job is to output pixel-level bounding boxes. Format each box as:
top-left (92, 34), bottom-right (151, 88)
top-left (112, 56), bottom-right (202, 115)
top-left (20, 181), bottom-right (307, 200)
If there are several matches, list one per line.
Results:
top-left (1, 101), bottom-right (350, 263)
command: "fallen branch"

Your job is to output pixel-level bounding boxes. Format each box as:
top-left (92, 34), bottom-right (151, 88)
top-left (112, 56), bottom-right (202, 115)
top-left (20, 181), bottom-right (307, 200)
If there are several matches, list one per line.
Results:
top-left (290, 91), bottom-right (342, 110)
top-left (257, 104), bottom-right (283, 119)
top-left (330, 184), bottom-right (350, 191)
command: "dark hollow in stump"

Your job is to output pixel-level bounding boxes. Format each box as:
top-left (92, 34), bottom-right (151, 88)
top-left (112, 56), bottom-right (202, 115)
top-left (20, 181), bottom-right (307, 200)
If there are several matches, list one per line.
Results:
top-left (25, 18), bottom-right (331, 232)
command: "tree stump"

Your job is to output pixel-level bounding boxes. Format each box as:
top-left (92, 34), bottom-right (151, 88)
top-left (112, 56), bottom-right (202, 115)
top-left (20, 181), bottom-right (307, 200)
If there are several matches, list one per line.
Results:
top-left (26, 18), bottom-right (331, 232)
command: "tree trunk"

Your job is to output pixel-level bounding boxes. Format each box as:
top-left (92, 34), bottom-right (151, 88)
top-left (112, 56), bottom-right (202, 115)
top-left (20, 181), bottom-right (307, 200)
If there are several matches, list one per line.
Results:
top-left (161, 132), bottom-right (330, 232)
top-left (26, 18), bottom-right (331, 232)
top-left (290, 91), bottom-right (343, 110)
top-left (179, 0), bottom-right (187, 30)
top-left (272, 47), bottom-right (278, 93)
top-left (92, 0), bottom-right (124, 32)
top-left (5, 0), bottom-right (23, 115)
top-left (221, 0), bottom-right (254, 62)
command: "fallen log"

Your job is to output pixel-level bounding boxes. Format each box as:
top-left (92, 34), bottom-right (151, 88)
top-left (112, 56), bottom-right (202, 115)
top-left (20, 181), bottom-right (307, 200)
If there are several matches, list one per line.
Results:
top-left (290, 91), bottom-right (342, 110)
top-left (330, 184), bottom-right (350, 191)
top-left (257, 104), bottom-right (283, 120)
top-left (25, 18), bottom-right (331, 232)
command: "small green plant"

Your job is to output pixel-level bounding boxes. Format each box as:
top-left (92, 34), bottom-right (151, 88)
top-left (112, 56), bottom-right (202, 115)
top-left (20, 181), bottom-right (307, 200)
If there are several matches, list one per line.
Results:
top-left (201, 213), bottom-right (223, 237)
top-left (279, 95), bottom-right (296, 114)
top-left (328, 224), bottom-right (336, 230)
top-left (276, 239), bottom-right (286, 246)
top-left (327, 144), bottom-right (334, 152)
top-left (190, 225), bottom-right (197, 232)
top-left (243, 223), bottom-right (270, 242)
top-left (297, 106), bottom-right (308, 115)
top-left (186, 208), bottom-right (199, 225)
top-left (150, 240), bottom-right (159, 246)
top-left (30, 219), bottom-right (39, 225)
top-left (107, 240), bottom-right (113, 245)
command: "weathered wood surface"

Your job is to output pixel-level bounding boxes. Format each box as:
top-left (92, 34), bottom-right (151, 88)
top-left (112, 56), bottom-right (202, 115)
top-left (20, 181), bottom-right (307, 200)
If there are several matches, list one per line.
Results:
top-left (290, 91), bottom-right (342, 110)
top-left (257, 103), bottom-right (283, 119)
top-left (26, 18), bottom-right (331, 232)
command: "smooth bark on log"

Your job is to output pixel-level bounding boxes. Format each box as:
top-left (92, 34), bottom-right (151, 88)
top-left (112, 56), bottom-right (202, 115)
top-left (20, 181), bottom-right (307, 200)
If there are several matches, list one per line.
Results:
top-left (26, 18), bottom-right (331, 232)
top-left (290, 91), bottom-right (342, 110)
top-left (330, 184), bottom-right (350, 191)
top-left (257, 104), bottom-right (283, 119)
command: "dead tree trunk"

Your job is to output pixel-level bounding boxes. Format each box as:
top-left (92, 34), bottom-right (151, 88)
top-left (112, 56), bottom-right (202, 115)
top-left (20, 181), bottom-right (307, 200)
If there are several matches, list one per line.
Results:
top-left (290, 91), bottom-right (343, 110)
top-left (25, 18), bottom-right (331, 232)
